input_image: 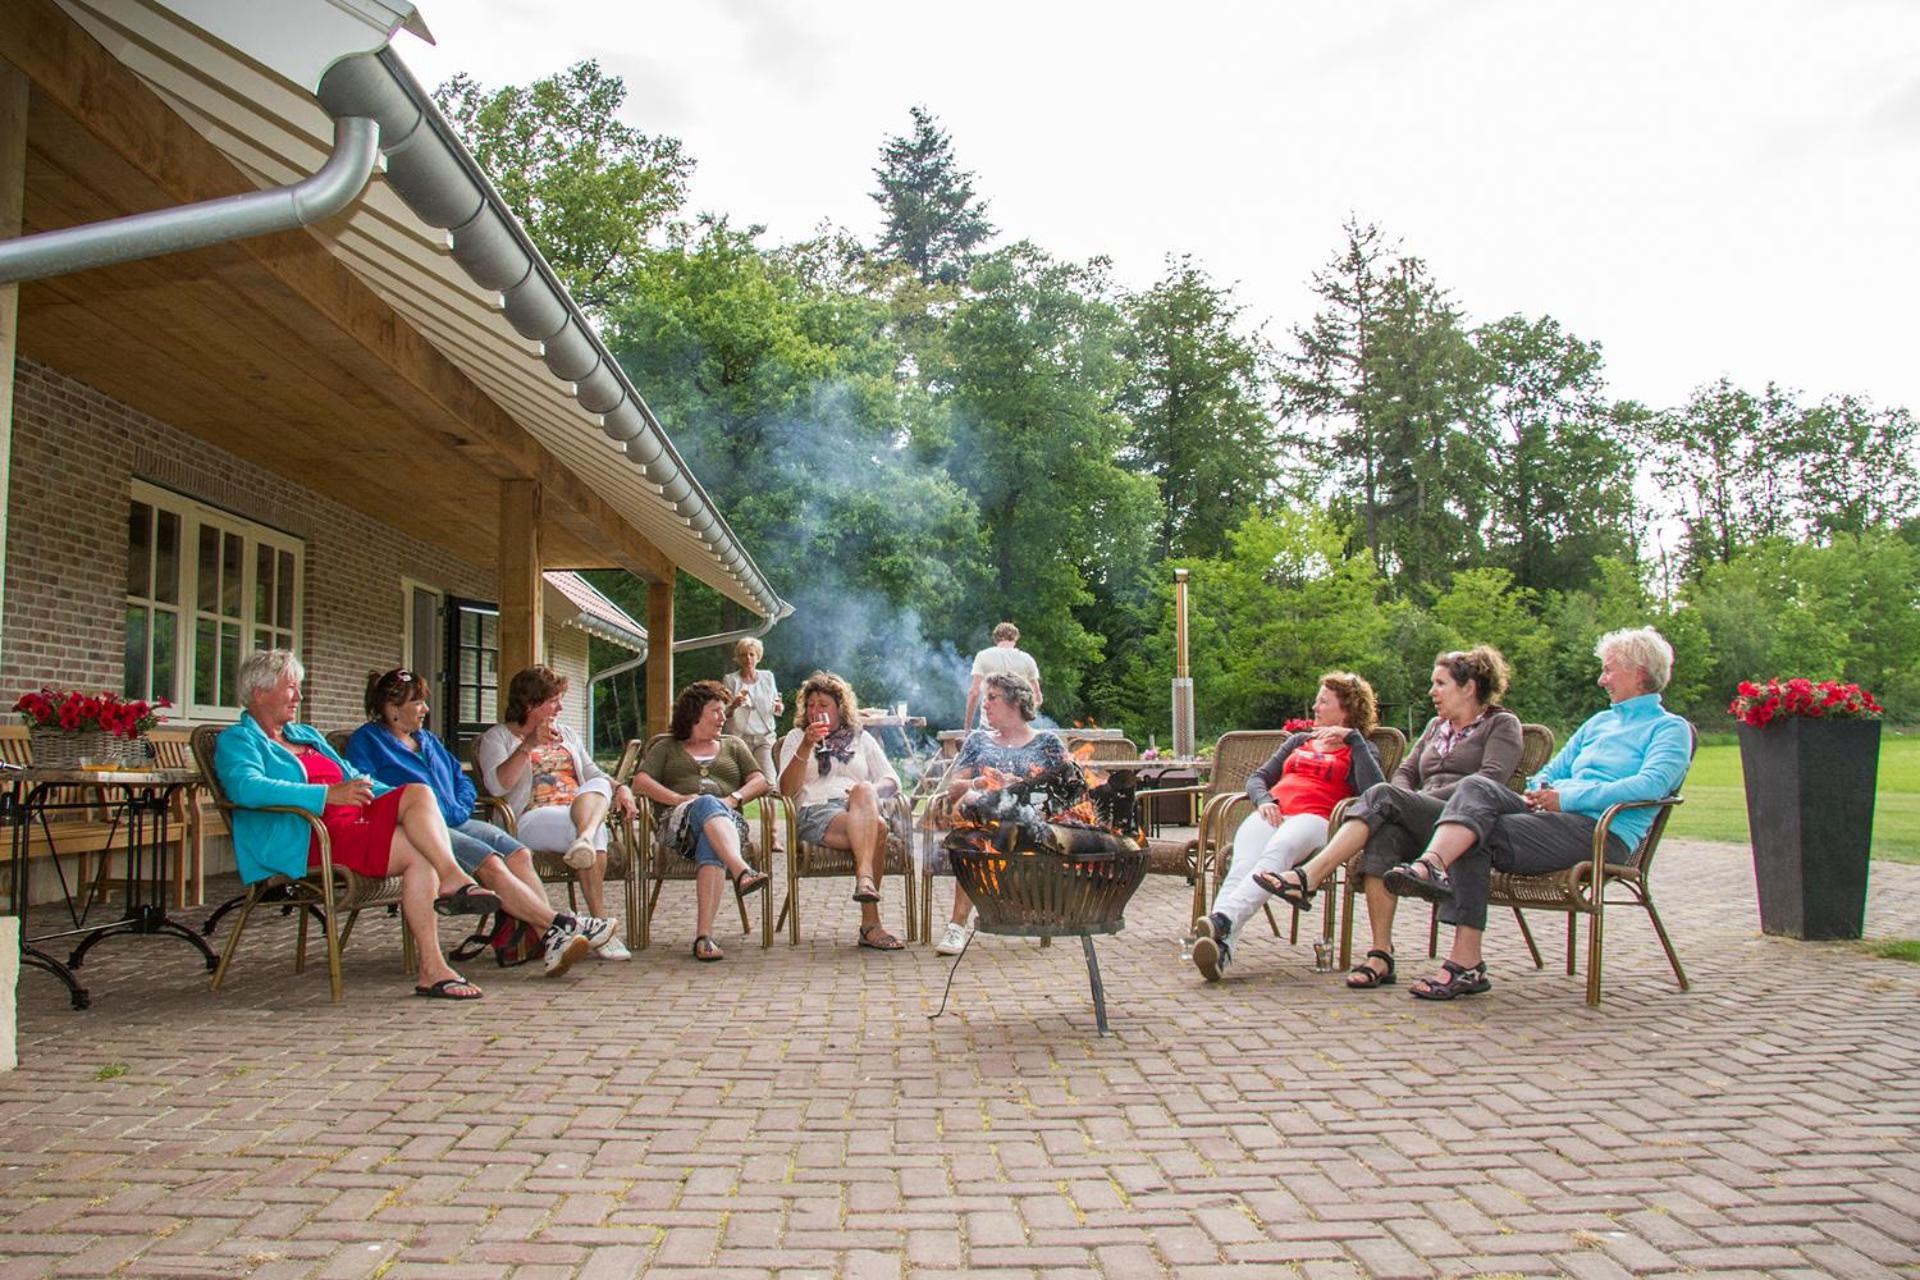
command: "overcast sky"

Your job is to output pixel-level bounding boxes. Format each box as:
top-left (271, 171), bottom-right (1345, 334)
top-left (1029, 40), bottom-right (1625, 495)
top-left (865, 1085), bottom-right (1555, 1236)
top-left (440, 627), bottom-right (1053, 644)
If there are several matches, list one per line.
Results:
top-left (397, 1), bottom-right (1920, 416)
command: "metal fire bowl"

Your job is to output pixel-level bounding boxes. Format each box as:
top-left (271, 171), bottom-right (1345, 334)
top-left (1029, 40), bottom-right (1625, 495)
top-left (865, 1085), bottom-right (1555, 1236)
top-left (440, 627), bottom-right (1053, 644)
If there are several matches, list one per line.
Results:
top-left (948, 836), bottom-right (1148, 938)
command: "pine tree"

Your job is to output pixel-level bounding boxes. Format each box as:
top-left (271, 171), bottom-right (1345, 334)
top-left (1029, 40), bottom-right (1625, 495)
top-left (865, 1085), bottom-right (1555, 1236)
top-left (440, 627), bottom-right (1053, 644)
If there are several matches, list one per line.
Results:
top-left (871, 106), bottom-right (996, 286)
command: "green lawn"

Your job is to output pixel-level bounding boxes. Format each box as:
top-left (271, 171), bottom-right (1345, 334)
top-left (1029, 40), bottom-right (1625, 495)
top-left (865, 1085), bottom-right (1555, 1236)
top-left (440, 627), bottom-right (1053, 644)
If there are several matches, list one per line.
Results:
top-left (1667, 731), bottom-right (1919, 864)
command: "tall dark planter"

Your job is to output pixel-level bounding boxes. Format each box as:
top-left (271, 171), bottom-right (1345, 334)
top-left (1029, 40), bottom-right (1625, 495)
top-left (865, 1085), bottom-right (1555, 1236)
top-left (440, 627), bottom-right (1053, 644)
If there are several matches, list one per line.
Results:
top-left (1737, 718), bottom-right (1880, 940)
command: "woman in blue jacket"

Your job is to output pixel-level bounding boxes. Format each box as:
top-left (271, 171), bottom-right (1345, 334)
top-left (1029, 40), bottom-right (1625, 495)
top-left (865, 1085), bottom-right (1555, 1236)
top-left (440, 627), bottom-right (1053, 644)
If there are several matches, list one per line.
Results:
top-left (347, 668), bottom-right (616, 978)
top-left (1382, 627), bottom-right (1693, 1000)
top-left (215, 650), bottom-right (501, 1000)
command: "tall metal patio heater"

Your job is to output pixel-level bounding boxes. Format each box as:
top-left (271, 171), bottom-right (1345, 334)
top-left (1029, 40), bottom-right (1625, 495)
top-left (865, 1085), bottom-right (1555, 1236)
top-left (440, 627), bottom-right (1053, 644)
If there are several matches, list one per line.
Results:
top-left (1172, 568), bottom-right (1194, 757)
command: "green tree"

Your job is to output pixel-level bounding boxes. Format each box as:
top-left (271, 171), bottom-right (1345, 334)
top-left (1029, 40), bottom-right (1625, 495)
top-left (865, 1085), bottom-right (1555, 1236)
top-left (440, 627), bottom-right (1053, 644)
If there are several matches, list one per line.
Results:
top-left (932, 244), bottom-right (1156, 717)
top-left (435, 61), bottom-right (691, 312)
top-left (1427, 568), bottom-right (1554, 722)
top-left (871, 106), bottom-right (996, 286)
top-left (1645, 378), bottom-right (1798, 578)
top-left (1787, 394), bottom-right (1920, 540)
top-left (1472, 315), bottom-right (1639, 595)
top-left (1117, 256), bottom-right (1278, 561)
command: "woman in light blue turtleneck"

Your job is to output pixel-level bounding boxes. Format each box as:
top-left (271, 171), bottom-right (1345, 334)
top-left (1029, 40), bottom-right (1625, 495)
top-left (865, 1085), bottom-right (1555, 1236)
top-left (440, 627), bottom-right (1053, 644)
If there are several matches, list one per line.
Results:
top-left (1381, 627), bottom-right (1694, 1000)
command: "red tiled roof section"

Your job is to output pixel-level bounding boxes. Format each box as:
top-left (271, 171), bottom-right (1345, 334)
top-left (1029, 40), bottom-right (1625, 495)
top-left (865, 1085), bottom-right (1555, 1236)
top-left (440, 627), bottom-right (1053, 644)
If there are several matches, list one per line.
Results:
top-left (544, 571), bottom-right (647, 652)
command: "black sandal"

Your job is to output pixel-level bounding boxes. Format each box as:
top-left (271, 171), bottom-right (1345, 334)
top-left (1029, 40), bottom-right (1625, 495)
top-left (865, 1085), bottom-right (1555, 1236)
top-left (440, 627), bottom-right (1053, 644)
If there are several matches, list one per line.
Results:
top-left (693, 935), bottom-right (724, 962)
top-left (1411, 959), bottom-right (1491, 1001)
top-left (433, 883), bottom-right (502, 917)
top-left (1252, 867), bottom-right (1314, 913)
top-left (1346, 949), bottom-right (1395, 989)
top-left (732, 865), bottom-right (770, 904)
top-left (1383, 854), bottom-right (1454, 903)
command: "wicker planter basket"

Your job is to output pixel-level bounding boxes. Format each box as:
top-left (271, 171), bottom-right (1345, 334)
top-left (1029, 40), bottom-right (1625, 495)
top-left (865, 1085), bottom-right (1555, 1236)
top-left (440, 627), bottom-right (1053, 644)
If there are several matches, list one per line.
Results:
top-left (28, 727), bottom-right (149, 769)
top-left (948, 829), bottom-right (1147, 938)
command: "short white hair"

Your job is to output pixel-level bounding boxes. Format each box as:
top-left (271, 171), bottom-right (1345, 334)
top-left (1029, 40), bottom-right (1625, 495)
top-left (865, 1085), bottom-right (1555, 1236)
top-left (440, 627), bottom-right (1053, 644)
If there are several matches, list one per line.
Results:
top-left (1595, 627), bottom-right (1673, 692)
top-left (733, 636), bottom-right (764, 663)
top-left (237, 648), bottom-right (306, 705)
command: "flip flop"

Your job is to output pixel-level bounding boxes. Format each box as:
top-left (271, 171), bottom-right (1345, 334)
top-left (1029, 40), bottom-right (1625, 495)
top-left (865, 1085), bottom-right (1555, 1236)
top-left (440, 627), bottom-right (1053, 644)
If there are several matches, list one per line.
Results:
top-left (433, 883), bottom-right (503, 917)
top-left (414, 976), bottom-right (483, 1000)
top-left (858, 923), bottom-right (904, 951)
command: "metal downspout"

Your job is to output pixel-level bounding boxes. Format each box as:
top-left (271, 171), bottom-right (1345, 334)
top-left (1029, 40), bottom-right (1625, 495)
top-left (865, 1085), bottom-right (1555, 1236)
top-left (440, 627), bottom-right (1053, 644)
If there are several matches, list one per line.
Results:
top-left (0, 116), bottom-right (380, 286)
top-left (586, 604), bottom-right (792, 744)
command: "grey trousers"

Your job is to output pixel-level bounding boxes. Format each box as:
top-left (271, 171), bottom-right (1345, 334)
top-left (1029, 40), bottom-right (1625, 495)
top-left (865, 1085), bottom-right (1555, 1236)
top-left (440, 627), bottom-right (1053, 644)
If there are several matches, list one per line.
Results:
top-left (1347, 783), bottom-right (1449, 881)
top-left (1433, 775), bottom-right (1628, 930)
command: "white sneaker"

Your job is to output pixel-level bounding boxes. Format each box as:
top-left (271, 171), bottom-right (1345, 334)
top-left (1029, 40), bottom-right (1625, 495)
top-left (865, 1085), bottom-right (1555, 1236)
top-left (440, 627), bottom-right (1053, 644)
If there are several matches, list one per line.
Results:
top-left (563, 836), bottom-right (598, 871)
top-left (541, 925), bottom-right (589, 978)
top-left (573, 914), bottom-right (617, 950)
top-left (935, 921), bottom-right (971, 956)
top-left (595, 936), bottom-right (632, 961)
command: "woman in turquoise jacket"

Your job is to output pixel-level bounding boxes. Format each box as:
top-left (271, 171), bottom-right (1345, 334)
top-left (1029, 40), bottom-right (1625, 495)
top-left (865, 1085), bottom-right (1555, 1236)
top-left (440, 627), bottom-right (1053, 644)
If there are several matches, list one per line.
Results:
top-left (1382, 627), bottom-right (1693, 1000)
top-left (215, 649), bottom-right (500, 999)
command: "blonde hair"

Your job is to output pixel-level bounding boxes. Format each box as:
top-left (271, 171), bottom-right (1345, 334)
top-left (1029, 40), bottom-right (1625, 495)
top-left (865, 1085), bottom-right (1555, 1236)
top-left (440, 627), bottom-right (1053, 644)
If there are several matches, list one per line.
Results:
top-left (795, 670), bottom-right (860, 728)
top-left (733, 636), bottom-right (764, 665)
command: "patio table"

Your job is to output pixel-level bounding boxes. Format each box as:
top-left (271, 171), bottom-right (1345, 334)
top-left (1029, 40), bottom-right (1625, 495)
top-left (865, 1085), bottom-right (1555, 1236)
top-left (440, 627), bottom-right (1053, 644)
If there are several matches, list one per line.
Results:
top-left (5, 766), bottom-right (215, 1009)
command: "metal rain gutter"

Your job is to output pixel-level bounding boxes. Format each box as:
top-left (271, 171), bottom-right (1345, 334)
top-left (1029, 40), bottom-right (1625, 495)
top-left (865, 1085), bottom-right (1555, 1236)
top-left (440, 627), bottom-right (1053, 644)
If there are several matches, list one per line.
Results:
top-left (314, 47), bottom-right (789, 623)
top-left (0, 115), bottom-right (380, 286)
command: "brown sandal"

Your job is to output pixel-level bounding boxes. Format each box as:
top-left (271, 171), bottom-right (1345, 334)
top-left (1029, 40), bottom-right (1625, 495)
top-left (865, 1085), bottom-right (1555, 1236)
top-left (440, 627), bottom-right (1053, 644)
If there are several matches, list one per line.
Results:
top-left (693, 935), bottom-right (724, 962)
top-left (852, 875), bottom-right (880, 903)
top-left (857, 922), bottom-right (903, 951)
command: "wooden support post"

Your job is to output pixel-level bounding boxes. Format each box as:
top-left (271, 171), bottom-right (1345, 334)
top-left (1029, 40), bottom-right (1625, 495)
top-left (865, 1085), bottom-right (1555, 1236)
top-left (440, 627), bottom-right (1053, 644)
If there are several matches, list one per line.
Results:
top-left (497, 480), bottom-right (542, 714)
top-left (0, 59), bottom-right (26, 670)
top-left (645, 573), bottom-right (675, 737)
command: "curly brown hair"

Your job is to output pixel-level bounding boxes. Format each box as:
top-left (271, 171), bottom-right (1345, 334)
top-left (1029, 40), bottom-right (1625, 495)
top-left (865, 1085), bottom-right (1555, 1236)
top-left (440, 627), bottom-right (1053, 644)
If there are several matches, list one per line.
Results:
top-left (363, 667), bottom-right (429, 721)
top-left (794, 670), bottom-right (860, 729)
top-left (1318, 671), bottom-right (1378, 735)
top-left (1436, 645), bottom-right (1510, 706)
top-left (503, 665), bottom-right (568, 725)
top-left (669, 679), bottom-right (732, 740)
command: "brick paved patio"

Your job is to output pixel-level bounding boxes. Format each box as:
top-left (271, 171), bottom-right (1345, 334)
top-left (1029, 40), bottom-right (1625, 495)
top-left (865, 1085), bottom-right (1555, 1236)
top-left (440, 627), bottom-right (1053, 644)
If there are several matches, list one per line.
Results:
top-left (2, 840), bottom-right (1916, 1279)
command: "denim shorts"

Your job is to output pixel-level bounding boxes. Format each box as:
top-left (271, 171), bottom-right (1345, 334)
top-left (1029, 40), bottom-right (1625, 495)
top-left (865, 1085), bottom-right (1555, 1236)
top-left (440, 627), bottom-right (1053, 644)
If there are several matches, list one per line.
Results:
top-left (796, 799), bottom-right (847, 846)
top-left (447, 818), bottom-right (525, 875)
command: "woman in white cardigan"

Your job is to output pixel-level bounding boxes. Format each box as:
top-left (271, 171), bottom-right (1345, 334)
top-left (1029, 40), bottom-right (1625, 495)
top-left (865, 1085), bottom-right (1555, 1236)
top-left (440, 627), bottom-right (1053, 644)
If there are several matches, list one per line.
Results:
top-left (476, 665), bottom-right (637, 960)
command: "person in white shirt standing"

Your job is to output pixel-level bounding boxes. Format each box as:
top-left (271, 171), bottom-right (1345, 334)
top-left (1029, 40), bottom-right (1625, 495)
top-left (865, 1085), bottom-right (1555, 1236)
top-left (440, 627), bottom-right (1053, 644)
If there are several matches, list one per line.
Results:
top-left (963, 622), bottom-right (1042, 729)
top-left (722, 637), bottom-right (783, 784)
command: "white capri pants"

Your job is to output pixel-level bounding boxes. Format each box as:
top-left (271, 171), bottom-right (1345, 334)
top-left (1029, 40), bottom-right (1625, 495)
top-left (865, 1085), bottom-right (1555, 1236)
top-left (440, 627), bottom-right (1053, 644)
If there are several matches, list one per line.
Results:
top-left (1213, 809), bottom-right (1331, 936)
top-left (513, 776), bottom-right (612, 854)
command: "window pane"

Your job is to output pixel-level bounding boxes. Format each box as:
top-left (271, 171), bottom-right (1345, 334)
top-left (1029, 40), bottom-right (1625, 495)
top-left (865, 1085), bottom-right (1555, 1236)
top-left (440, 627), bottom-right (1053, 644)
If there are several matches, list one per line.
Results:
top-left (127, 503), bottom-right (152, 598)
top-left (124, 605), bottom-right (150, 699)
top-left (155, 510), bottom-right (181, 606)
top-left (195, 618), bottom-right (218, 706)
top-left (479, 613), bottom-right (498, 647)
top-left (277, 551), bottom-right (295, 628)
top-left (460, 647), bottom-right (479, 684)
top-left (482, 648), bottom-right (497, 682)
top-left (460, 686), bottom-right (479, 724)
top-left (197, 527), bottom-right (220, 611)
top-left (219, 623), bottom-right (240, 706)
top-left (255, 545), bottom-right (273, 623)
top-left (221, 533), bottom-right (243, 616)
top-left (154, 608), bottom-right (177, 706)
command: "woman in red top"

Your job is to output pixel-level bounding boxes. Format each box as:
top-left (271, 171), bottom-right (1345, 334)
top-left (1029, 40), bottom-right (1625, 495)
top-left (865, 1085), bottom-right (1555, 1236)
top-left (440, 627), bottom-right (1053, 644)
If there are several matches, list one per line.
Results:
top-left (1189, 672), bottom-right (1382, 982)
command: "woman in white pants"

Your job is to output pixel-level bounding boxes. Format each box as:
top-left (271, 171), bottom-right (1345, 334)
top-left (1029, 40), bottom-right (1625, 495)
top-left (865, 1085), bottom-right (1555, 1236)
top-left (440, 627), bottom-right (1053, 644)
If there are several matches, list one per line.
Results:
top-left (1190, 672), bottom-right (1382, 981)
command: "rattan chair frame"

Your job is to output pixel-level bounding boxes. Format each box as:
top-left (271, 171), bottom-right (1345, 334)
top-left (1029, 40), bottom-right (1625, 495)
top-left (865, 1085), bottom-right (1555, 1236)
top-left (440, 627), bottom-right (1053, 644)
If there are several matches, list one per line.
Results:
top-left (776, 788), bottom-right (918, 946)
top-left (191, 724), bottom-right (413, 1003)
top-left (619, 734), bottom-right (773, 951)
top-left (1336, 722), bottom-right (1556, 971)
top-left (1127, 730), bottom-right (1283, 909)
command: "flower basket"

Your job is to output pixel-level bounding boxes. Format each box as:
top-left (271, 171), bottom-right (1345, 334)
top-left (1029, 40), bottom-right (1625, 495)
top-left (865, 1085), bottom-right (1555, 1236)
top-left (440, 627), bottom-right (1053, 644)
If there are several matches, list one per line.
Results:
top-left (1730, 678), bottom-right (1883, 941)
top-left (14, 687), bottom-right (167, 770)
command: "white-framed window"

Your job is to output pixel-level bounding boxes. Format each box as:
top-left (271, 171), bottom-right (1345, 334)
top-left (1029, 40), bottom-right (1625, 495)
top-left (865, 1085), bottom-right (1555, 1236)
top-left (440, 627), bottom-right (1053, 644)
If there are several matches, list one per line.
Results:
top-left (125, 480), bottom-right (304, 721)
top-left (401, 576), bottom-right (444, 696)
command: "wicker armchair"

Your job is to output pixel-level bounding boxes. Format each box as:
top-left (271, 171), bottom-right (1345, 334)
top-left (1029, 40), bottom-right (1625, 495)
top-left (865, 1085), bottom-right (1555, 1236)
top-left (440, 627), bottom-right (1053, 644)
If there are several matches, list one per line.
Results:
top-left (777, 787), bottom-right (918, 946)
top-left (1337, 721), bottom-right (1556, 970)
top-left (467, 736), bottom-right (643, 951)
top-left (1476, 720), bottom-right (1697, 1005)
top-left (191, 724), bottom-right (412, 1003)
top-left (1135, 730), bottom-right (1287, 906)
top-left (618, 734), bottom-right (773, 951)
top-left (1196, 726), bottom-right (1409, 943)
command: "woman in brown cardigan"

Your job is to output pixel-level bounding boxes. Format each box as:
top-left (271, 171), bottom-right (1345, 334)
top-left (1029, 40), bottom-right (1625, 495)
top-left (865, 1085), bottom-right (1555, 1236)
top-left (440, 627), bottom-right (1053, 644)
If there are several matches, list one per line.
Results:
top-left (1255, 646), bottom-right (1522, 990)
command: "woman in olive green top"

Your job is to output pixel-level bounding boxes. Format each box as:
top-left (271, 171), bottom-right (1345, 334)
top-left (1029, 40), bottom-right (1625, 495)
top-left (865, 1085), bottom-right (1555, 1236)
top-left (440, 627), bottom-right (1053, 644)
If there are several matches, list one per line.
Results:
top-left (628, 680), bottom-right (772, 961)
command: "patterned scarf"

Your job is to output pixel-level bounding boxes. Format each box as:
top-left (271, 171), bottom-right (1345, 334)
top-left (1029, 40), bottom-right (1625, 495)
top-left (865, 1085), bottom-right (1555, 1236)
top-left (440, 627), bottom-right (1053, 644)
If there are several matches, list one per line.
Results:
top-left (1432, 710), bottom-right (1489, 761)
top-left (816, 719), bottom-right (859, 774)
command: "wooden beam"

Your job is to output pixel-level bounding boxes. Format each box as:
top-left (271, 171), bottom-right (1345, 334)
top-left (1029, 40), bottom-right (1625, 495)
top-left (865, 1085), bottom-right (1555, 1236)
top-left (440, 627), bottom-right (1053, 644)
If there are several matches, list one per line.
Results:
top-left (0, 58), bottom-right (27, 670)
top-left (497, 480), bottom-right (542, 715)
top-left (0, 0), bottom-right (680, 589)
top-left (645, 573), bottom-right (675, 738)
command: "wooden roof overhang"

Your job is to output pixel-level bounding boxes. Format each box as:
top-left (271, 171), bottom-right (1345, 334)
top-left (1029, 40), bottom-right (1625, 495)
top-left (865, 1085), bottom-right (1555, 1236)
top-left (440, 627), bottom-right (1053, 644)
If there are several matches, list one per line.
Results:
top-left (0, 0), bottom-right (783, 613)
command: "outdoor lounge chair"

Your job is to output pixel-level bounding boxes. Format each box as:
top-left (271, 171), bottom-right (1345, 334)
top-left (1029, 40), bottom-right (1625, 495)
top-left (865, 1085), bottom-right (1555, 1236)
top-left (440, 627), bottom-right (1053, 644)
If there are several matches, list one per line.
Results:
top-left (1470, 720), bottom-right (1697, 1005)
top-left (1133, 730), bottom-right (1287, 916)
top-left (775, 790), bottom-right (917, 946)
top-left (617, 734), bottom-right (773, 951)
top-left (191, 724), bottom-right (412, 1003)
